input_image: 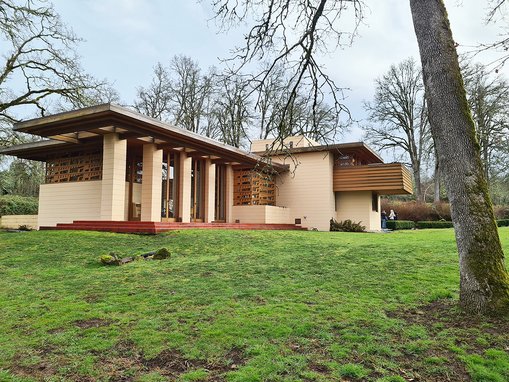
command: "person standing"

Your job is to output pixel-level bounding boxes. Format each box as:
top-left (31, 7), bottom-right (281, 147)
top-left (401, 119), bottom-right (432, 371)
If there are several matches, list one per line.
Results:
top-left (389, 209), bottom-right (396, 220)
top-left (381, 210), bottom-right (388, 229)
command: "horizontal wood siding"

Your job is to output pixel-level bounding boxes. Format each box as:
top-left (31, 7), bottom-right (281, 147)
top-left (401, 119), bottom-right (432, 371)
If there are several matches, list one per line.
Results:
top-left (333, 163), bottom-right (413, 195)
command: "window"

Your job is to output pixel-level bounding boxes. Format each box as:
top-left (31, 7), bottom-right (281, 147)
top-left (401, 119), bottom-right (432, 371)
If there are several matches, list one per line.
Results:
top-left (372, 192), bottom-right (379, 212)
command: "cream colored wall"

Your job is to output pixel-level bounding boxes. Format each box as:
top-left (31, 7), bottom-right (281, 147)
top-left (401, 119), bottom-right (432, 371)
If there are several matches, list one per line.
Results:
top-left (100, 133), bottom-right (126, 220)
top-left (251, 135), bottom-right (319, 152)
top-left (225, 165), bottom-right (234, 223)
top-left (0, 215), bottom-right (38, 229)
top-left (232, 205), bottom-right (292, 224)
top-left (141, 144), bottom-right (163, 222)
top-left (203, 160), bottom-right (216, 223)
top-left (275, 151), bottom-right (335, 231)
top-left (179, 152), bottom-right (192, 223)
top-left (335, 191), bottom-right (381, 231)
top-left (39, 181), bottom-right (102, 227)
top-left (369, 194), bottom-right (381, 230)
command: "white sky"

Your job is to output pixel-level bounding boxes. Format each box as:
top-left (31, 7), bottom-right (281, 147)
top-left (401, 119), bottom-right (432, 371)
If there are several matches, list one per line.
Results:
top-left (51, 0), bottom-right (505, 144)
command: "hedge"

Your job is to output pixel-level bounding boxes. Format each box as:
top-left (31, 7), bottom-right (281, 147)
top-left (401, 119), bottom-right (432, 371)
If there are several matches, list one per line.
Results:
top-left (0, 195), bottom-right (38, 216)
top-left (385, 220), bottom-right (415, 230)
top-left (497, 219), bottom-right (509, 227)
top-left (386, 219), bottom-right (509, 230)
top-left (415, 221), bottom-right (454, 229)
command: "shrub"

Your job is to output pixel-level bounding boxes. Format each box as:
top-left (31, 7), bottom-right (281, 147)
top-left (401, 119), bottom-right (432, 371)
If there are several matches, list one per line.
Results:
top-left (497, 219), bottom-right (509, 227)
top-left (415, 221), bottom-right (454, 229)
top-left (0, 195), bottom-right (38, 216)
top-left (386, 220), bottom-right (415, 230)
top-left (494, 205), bottom-right (509, 219)
top-left (330, 218), bottom-right (366, 232)
top-left (381, 200), bottom-right (451, 222)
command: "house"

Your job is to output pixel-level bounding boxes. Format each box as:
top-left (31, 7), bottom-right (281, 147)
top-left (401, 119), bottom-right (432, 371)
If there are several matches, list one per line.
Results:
top-left (0, 104), bottom-right (412, 232)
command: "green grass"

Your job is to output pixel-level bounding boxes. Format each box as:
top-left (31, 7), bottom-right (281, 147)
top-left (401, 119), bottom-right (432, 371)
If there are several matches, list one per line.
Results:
top-left (0, 228), bottom-right (508, 381)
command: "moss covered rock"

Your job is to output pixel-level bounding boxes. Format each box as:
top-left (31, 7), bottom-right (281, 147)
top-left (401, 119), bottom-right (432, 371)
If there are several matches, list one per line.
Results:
top-left (100, 253), bottom-right (120, 266)
top-left (153, 247), bottom-right (170, 260)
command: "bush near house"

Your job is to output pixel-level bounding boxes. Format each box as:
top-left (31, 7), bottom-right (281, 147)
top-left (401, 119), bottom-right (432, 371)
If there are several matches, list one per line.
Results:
top-left (0, 195), bottom-right (38, 216)
top-left (330, 218), bottom-right (366, 232)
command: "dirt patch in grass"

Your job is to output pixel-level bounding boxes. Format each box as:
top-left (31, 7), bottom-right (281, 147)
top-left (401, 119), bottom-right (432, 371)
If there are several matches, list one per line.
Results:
top-left (389, 299), bottom-right (509, 330)
top-left (74, 318), bottom-right (113, 329)
top-left (101, 340), bottom-right (247, 381)
top-left (385, 299), bottom-right (509, 382)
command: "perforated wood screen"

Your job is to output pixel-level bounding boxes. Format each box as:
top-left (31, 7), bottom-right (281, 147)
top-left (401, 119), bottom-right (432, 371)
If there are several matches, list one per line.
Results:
top-left (233, 168), bottom-right (275, 206)
top-left (45, 149), bottom-right (103, 183)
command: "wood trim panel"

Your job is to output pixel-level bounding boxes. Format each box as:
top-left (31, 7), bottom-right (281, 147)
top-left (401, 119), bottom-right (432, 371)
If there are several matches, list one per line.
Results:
top-left (45, 149), bottom-right (103, 184)
top-left (233, 168), bottom-right (276, 206)
top-left (333, 163), bottom-right (413, 195)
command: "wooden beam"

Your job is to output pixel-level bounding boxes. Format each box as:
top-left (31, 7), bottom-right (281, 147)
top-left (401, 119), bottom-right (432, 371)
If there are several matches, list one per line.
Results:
top-left (48, 134), bottom-right (79, 144)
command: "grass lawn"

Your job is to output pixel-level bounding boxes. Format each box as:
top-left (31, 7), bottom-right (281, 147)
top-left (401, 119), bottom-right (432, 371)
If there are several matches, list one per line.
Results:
top-left (0, 228), bottom-right (508, 382)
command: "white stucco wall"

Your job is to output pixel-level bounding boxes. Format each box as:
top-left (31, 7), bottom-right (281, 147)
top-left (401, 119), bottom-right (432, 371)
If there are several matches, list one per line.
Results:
top-left (0, 215), bottom-right (38, 229)
top-left (275, 151), bottom-right (335, 231)
top-left (38, 181), bottom-right (102, 227)
top-left (335, 191), bottom-right (381, 231)
top-left (232, 205), bottom-right (292, 224)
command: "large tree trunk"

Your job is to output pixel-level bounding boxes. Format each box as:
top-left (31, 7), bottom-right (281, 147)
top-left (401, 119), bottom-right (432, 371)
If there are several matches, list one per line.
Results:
top-left (412, 165), bottom-right (424, 202)
top-left (409, 0), bottom-right (509, 315)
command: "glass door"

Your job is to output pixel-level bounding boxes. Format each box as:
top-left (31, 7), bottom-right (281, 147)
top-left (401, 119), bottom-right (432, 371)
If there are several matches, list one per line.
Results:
top-left (190, 158), bottom-right (205, 222)
top-left (161, 151), bottom-right (179, 222)
top-left (215, 164), bottom-right (226, 222)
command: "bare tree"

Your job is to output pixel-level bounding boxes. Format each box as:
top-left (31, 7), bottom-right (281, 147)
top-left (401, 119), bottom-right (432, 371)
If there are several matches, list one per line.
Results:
top-left (134, 63), bottom-right (172, 120)
top-left (252, 64), bottom-right (287, 140)
top-left (364, 58), bottom-right (431, 201)
top-left (212, 0), bottom-right (509, 315)
top-left (462, 61), bottom-right (509, 182)
top-left (477, 0), bottom-right (509, 69)
top-left (212, 0), bottom-right (356, 145)
top-left (168, 55), bottom-right (215, 135)
top-left (0, 0), bottom-right (113, 144)
top-left (210, 75), bottom-right (250, 148)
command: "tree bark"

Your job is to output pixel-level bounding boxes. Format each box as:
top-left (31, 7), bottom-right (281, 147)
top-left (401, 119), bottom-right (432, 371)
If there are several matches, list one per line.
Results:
top-left (410, 0), bottom-right (509, 315)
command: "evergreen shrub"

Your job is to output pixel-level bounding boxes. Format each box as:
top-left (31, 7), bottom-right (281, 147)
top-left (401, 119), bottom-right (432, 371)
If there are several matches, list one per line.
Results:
top-left (330, 218), bottom-right (366, 232)
top-left (385, 220), bottom-right (415, 230)
top-left (415, 221), bottom-right (454, 229)
top-left (496, 219), bottom-right (509, 227)
top-left (0, 195), bottom-right (38, 216)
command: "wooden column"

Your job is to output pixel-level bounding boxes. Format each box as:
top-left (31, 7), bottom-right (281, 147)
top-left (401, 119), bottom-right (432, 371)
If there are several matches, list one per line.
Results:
top-left (100, 133), bottom-right (127, 221)
top-left (203, 159), bottom-right (216, 223)
top-left (179, 151), bottom-right (192, 223)
top-left (141, 144), bottom-right (163, 222)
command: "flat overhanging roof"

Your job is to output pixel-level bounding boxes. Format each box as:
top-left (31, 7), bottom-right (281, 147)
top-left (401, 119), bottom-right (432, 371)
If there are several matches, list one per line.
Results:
top-left (2, 103), bottom-right (288, 171)
top-left (252, 142), bottom-right (384, 164)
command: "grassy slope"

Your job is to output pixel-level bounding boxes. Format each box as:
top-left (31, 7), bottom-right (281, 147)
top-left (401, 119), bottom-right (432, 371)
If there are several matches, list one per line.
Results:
top-left (0, 229), bottom-right (508, 382)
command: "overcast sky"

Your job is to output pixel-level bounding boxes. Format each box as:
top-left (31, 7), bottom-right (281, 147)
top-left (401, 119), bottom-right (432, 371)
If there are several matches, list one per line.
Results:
top-left (51, 0), bottom-right (505, 144)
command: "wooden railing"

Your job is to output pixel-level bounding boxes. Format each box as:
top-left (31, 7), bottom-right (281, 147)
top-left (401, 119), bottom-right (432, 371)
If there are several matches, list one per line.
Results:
top-left (333, 163), bottom-right (413, 195)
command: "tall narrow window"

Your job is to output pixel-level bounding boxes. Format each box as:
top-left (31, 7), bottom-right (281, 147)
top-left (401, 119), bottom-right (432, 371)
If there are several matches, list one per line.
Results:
top-left (372, 192), bottom-right (379, 212)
